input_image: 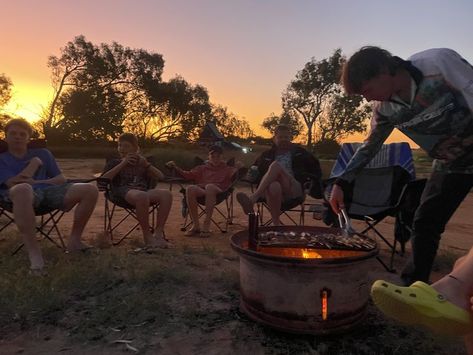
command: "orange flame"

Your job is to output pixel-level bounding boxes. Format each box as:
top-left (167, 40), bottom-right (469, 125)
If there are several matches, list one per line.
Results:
top-left (301, 248), bottom-right (322, 259)
top-left (321, 290), bottom-right (328, 320)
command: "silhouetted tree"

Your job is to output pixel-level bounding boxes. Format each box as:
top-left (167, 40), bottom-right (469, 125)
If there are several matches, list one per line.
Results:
top-left (211, 105), bottom-right (254, 140)
top-left (282, 49), bottom-right (367, 148)
top-left (261, 110), bottom-right (304, 137)
top-left (43, 36), bottom-right (254, 144)
top-left (43, 35), bottom-right (164, 142)
top-left (317, 93), bottom-right (370, 142)
top-left (58, 86), bottom-right (125, 141)
top-left (124, 76), bottom-right (212, 142)
top-left (0, 74), bottom-right (13, 135)
top-left (0, 74), bottom-right (12, 109)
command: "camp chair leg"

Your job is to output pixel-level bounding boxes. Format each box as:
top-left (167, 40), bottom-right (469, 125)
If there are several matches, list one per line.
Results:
top-left (227, 194), bottom-right (234, 226)
top-left (362, 219), bottom-right (398, 252)
top-left (181, 212), bottom-right (192, 231)
top-left (362, 217), bottom-right (398, 273)
top-left (0, 212), bottom-right (15, 233)
top-left (11, 244), bottom-right (23, 256)
top-left (259, 206), bottom-right (300, 227)
top-left (104, 199), bottom-right (113, 239)
top-left (207, 207), bottom-right (227, 233)
top-left (376, 256), bottom-right (396, 273)
top-left (182, 201), bottom-right (231, 234)
top-left (104, 197), bottom-right (159, 245)
top-left (38, 211), bottom-right (66, 249)
top-left (11, 211), bottom-right (67, 256)
top-left (300, 204), bottom-right (305, 225)
top-left (112, 205), bottom-right (159, 246)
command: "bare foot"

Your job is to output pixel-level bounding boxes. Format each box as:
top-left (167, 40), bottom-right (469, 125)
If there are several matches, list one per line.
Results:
top-left (29, 267), bottom-right (48, 277)
top-left (432, 276), bottom-right (470, 311)
top-left (184, 225), bottom-right (200, 236)
top-left (67, 241), bottom-right (93, 252)
top-left (202, 218), bottom-right (211, 233)
top-left (29, 253), bottom-right (45, 271)
top-left (144, 232), bottom-right (159, 247)
top-left (154, 236), bottom-right (172, 249)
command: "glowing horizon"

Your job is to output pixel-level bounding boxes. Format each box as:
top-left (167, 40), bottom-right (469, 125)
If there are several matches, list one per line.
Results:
top-left (2, 0), bottom-right (471, 149)
top-left (4, 82), bottom-right (418, 147)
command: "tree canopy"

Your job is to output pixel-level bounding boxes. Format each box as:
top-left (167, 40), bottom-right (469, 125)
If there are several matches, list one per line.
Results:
top-left (40, 35), bottom-right (253, 144)
top-left (0, 74), bottom-right (12, 109)
top-left (281, 49), bottom-right (369, 148)
top-left (261, 110), bottom-right (304, 138)
top-left (0, 74), bottom-right (13, 134)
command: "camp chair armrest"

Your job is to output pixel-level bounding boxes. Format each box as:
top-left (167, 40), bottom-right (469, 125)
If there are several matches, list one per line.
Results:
top-left (66, 178), bottom-right (97, 183)
top-left (96, 177), bottom-right (112, 192)
top-left (162, 176), bottom-right (187, 183)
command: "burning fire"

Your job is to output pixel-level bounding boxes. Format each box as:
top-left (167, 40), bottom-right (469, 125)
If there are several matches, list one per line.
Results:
top-left (301, 248), bottom-right (322, 259)
top-left (253, 246), bottom-right (363, 259)
top-left (321, 289), bottom-right (328, 320)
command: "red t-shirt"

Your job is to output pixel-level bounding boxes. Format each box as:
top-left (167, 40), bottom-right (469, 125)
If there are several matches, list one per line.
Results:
top-left (179, 162), bottom-right (237, 190)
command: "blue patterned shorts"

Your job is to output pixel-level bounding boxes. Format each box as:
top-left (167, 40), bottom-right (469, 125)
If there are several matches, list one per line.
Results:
top-left (0, 183), bottom-right (72, 215)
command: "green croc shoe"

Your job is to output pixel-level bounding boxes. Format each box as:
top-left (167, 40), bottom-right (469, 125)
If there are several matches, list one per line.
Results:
top-left (371, 280), bottom-right (472, 336)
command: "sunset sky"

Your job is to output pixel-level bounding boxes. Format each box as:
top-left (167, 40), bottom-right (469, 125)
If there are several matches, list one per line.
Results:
top-left (2, 0), bottom-right (473, 142)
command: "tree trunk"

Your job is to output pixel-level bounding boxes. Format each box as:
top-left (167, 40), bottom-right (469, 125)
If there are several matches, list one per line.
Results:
top-left (306, 123), bottom-right (313, 149)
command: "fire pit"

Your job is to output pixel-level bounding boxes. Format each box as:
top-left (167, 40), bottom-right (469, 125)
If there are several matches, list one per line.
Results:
top-left (230, 224), bottom-right (378, 334)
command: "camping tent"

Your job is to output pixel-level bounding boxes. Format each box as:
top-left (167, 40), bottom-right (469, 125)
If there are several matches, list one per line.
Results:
top-left (198, 122), bottom-right (224, 145)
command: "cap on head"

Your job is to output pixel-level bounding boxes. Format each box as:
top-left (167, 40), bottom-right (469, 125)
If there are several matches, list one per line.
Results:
top-left (208, 145), bottom-right (223, 154)
top-left (273, 124), bottom-right (292, 136)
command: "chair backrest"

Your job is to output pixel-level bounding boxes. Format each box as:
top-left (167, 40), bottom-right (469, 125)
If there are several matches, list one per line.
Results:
top-left (329, 142), bottom-right (415, 217)
top-left (330, 142), bottom-right (416, 181)
top-left (347, 166), bottom-right (410, 217)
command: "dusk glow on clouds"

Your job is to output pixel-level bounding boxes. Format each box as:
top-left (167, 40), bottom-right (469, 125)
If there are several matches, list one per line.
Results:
top-left (2, 0), bottom-right (473, 141)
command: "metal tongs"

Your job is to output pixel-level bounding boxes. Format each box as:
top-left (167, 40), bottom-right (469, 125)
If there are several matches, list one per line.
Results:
top-left (337, 208), bottom-right (356, 237)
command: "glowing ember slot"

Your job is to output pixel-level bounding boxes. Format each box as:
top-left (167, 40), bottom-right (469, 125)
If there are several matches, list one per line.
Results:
top-left (301, 248), bottom-right (322, 259)
top-left (321, 290), bottom-right (328, 320)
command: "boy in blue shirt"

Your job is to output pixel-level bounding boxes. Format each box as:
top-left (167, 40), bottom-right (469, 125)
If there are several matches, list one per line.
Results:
top-left (0, 118), bottom-right (99, 273)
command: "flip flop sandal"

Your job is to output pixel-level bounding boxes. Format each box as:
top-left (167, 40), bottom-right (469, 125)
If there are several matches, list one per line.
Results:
top-left (29, 267), bottom-right (48, 277)
top-left (184, 229), bottom-right (200, 237)
top-left (65, 245), bottom-right (94, 254)
top-left (154, 238), bottom-right (172, 249)
top-left (131, 246), bottom-right (158, 254)
top-left (199, 231), bottom-right (211, 238)
top-left (371, 280), bottom-right (472, 336)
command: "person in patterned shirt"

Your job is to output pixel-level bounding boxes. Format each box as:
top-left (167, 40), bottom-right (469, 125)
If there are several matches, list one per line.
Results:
top-left (330, 46), bottom-right (473, 286)
top-left (102, 133), bottom-right (172, 248)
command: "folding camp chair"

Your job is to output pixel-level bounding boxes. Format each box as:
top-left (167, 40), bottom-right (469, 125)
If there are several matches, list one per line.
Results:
top-left (0, 139), bottom-right (66, 254)
top-left (256, 196), bottom-right (306, 226)
top-left (243, 171), bottom-right (323, 226)
top-left (100, 156), bottom-right (161, 246)
top-left (175, 157), bottom-right (246, 234)
top-left (325, 142), bottom-right (425, 272)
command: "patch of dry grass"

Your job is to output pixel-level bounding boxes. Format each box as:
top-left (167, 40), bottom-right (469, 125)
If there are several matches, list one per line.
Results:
top-left (0, 231), bottom-right (465, 354)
